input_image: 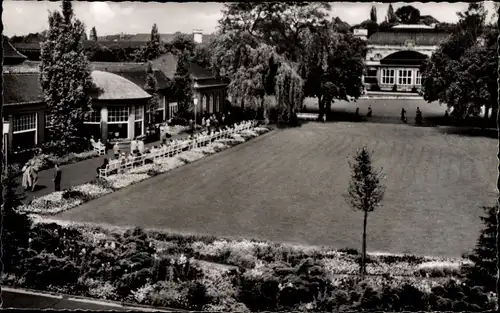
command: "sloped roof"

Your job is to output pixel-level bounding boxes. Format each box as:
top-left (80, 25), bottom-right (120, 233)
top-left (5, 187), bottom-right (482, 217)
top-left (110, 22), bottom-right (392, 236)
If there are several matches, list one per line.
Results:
top-left (189, 62), bottom-right (215, 80)
top-left (13, 40), bottom-right (145, 52)
top-left (3, 73), bottom-right (45, 105)
top-left (90, 62), bottom-right (170, 90)
top-left (129, 33), bottom-right (216, 43)
top-left (151, 53), bottom-right (178, 79)
top-left (3, 39), bottom-right (28, 64)
top-left (91, 71), bottom-right (151, 100)
top-left (368, 30), bottom-right (451, 46)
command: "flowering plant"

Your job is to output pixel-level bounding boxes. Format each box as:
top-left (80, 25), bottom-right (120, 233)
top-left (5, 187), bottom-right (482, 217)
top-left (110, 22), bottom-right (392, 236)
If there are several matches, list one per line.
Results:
top-left (104, 173), bottom-right (150, 189)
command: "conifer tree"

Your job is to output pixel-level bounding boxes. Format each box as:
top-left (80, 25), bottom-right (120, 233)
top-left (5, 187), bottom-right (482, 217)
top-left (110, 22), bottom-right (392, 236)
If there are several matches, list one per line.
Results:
top-left (90, 26), bottom-right (98, 41)
top-left (144, 62), bottom-right (159, 124)
top-left (463, 205), bottom-right (497, 293)
top-left (135, 23), bottom-right (163, 62)
top-left (370, 6), bottom-right (377, 23)
top-left (40, 0), bottom-right (93, 152)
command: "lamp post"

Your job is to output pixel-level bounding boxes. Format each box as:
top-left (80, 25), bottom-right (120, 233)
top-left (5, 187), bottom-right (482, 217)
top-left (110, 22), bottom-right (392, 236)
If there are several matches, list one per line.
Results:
top-left (193, 96), bottom-right (199, 127)
top-left (3, 122), bottom-right (9, 176)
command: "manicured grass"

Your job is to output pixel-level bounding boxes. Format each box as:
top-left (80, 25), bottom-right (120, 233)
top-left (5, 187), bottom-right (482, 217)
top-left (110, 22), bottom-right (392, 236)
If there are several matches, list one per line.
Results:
top-left (55, 122), bottom-right (497, 258)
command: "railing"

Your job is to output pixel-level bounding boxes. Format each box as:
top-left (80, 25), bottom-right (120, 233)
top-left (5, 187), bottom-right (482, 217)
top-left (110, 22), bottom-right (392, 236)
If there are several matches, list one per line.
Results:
top-left (99, 121), bottom-right (256, 178)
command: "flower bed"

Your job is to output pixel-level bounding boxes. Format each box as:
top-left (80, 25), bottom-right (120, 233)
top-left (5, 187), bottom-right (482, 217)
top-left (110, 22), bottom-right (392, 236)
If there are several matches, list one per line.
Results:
top-left (8, 219), bottom-right (494, 312)
top-left (19, 125), bottom-right (270, 216)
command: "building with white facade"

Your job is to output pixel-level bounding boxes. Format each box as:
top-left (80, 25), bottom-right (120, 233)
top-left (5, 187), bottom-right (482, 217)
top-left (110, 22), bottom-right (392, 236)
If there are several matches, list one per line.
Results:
top-left (361, 24), bottom-right (451, 93)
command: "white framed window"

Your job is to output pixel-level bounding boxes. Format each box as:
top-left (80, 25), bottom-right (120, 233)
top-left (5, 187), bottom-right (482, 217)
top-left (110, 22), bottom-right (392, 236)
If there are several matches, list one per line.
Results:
top-left (13, 113), bottom-right (37, 150)
top-left (381, 69), bottom-right (395, 85)
top-left (169, 102), bottom-right (178, 118)
top-left (85, 109), bottom-right (101, 124)
top-left (108, 106), bottom-right (129, 123)
top-left (416, 70), bottom-right (422, 85)
top-left (156, 96), bottom-right (166, 111)
top-left (13, 113), bottom-right (37, 134)
top-left (398, 69), bottom-right (413, 85)
top-left (134, 105), bottom-right (144, 121)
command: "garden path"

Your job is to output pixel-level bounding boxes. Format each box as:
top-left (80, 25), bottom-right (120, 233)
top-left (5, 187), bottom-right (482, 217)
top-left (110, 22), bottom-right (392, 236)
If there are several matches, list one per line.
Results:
top-left (17, 130), bottom-right (201, 203)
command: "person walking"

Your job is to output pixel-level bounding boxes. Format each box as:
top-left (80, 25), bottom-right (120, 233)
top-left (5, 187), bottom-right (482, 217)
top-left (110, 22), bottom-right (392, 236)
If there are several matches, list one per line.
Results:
top-left (415, 107), bottom-right (422, 125)
top-left (367, 105), bottom-right (372, 117)
top-left (21, 162), bottom-right (32, 191)
top-left (401, 108), bottom-right (407, 123)
top-left (53, 164), bottom-right (62, 192)
top-left (113, 142), bottom-right (120, 159)
top-left (29, 161), bottom-right (38, 192)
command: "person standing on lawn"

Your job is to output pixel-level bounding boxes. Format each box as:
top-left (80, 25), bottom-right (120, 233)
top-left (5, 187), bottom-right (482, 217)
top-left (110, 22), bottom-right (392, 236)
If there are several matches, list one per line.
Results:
top-left (21, 162), bottom-right (32, 191)
top-left (53, 164), bottom-right (62, 192)
top-left (29, 160), bottom-right (38, 192)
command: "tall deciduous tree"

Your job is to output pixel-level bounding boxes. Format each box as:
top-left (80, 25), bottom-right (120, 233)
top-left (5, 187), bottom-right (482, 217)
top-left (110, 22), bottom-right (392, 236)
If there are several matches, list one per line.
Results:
top-left (172, 53), bottom-right (194, 118)
top-left (420, 3), bottom-right (492, 120)
top-left (40, 0), bottom-right (93, 151)
top-left (386, 4), bottom-right (398, 24)
top-left (344, 147), bottom-right (385, 278)
top-left (395, 5), bottom-right (421, 24)
top-left (302, 20), bottom-right (367, 120)
top-left (370, 6), bottom-right (377, 23)
top-left (144, 62), bottom-right (159, 124)
top-left (90, 26), bottom-right (98, 41)
top-left (134, 23), bottom-right (163, 62)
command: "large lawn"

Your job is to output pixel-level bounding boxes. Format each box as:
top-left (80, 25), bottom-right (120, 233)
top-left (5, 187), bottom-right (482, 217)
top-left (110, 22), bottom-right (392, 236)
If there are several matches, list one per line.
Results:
top-left (55, 122), bottom-right (497, 257)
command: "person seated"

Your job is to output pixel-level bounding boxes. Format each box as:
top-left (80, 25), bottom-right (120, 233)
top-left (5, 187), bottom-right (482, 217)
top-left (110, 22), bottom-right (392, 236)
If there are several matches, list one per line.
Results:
top-left (90, 136), bottom-right (96, 146)
top-left (96, 158), bottom-right (109, 178)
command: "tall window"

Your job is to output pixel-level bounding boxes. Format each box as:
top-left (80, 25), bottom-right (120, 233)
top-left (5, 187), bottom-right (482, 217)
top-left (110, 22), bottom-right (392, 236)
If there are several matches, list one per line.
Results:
top-left (108, 106), bottom-right (129, 123)
top-left (381, 69), bottom-right (395, 85)
top-left (134, 105), bottom-right (144, 137)
top-left (13, 113), bottom-right (37, 150)
top-left (416, 70), bottom-right (422, 85)
top-left (155, 96), bottom-right (166, 123)
top-left (85, 109), bottom-right (101, 124)
top-left (398, 69), bottom-right (413, 85)
top-left (169, 103), bottom-right (178, 119)
top-left (108, 106), bottom-right (129, 140)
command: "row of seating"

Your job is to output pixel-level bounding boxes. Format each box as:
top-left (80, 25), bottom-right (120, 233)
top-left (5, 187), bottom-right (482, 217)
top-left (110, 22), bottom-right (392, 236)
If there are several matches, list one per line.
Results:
top-left (98, 121), bottom-right (256, 178)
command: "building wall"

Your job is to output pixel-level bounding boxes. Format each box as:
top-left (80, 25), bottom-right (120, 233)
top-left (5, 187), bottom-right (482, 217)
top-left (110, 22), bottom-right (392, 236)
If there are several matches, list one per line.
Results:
top-left (366, 44), bottom-right (438, 62)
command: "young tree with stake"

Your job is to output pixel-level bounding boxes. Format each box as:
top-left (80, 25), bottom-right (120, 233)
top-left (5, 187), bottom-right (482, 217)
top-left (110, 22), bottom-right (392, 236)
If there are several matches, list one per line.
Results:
top-left (344, 147), bottom-right (385, 277)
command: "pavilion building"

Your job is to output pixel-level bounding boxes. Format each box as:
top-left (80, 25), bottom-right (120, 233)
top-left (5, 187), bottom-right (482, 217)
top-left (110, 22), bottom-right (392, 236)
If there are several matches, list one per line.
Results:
top-left (4, 38), bottom-right (228, 152)
top-left (360, 24), bottom-right (451, 93)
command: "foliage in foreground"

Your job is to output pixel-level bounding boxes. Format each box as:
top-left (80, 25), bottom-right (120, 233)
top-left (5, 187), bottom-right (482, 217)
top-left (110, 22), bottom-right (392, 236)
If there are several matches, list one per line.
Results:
top-left (3, 216), bottom-right (496, 312)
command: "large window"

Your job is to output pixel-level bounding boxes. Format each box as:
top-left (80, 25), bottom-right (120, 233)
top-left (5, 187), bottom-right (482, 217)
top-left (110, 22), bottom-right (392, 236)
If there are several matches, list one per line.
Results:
top-left (169, 103), bottom-right (178, 119)
top-left (155, 96), bottom-right (166, 124)
top-left (13, 113), bottom-right (37, 150)
top-left (381, 69), bottom-right (395, 85)
top-left (85, 109), bottom-right (101, 124)
top-left (134, 105), bottom-right (144, 137)
top-left (416, 70), bottom-right (422, 86)
top-left (108, 106), bottom-right (129, 123)
top-left (108, 106), bottom-right (129, 140)
top-left (398, 69), bottom-right (413, 86)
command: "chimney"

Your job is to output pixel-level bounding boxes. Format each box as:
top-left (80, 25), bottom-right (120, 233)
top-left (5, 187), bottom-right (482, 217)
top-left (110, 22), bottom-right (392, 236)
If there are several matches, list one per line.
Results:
top-left (193, 29), bottom-right (203, 44)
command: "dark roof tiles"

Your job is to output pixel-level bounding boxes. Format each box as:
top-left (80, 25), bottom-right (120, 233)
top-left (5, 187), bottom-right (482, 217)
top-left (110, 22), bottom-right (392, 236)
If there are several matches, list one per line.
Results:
top-left (368, 30), bottom-right (451, 46)
top-left (3, 73), bottom-right (45, 105)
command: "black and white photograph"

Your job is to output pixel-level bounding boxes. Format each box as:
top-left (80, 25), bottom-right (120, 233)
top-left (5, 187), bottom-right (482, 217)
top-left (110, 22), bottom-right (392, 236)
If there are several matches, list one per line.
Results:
top-left (1, 0), bottom-right (500, 311)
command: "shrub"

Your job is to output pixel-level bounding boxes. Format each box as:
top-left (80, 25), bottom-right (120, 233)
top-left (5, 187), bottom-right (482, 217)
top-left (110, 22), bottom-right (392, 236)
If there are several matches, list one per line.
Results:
top-left (411, 86), bottom-right (418, 93)
top-left (392, 84), bottom-right (398, 92)
top-left (370, 84), bottom-right (381, 91)
top-left (62, 188), bottom-right (93, 202)
top-left (238, 272), bottom-right (280, 311)
top-left (338, 247), bottom-right (359, 256)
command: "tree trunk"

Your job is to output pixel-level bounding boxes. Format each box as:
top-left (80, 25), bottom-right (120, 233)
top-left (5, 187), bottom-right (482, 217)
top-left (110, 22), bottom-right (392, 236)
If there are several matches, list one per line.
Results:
top-left (361, 211), bottom-right (368, 278)
top-left (318, 96), bottom-right (325, 121)
top-left (261, 96), bottom-right (269, 125)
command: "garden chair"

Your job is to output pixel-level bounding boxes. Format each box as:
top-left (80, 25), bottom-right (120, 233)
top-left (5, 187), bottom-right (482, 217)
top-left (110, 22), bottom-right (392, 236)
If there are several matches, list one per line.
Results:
top-left (92, 141), bottom-right (106, 156)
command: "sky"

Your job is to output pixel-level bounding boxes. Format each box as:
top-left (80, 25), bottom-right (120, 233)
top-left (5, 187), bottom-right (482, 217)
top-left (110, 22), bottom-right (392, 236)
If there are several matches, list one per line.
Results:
top-left (2, 1), bottom-right (497, 37)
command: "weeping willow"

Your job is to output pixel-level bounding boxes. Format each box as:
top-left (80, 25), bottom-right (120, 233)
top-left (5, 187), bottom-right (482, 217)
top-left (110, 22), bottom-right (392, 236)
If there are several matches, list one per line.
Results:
top-left (275, 61), bottom-right (304, 123)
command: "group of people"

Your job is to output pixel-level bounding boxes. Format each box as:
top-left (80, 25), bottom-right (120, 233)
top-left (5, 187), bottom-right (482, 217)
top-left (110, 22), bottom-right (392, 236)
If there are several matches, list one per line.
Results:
top-left (188, 112), bottom-right (231, 134)
top-left (22, 160), bottom-right (61, 192)
top-left (401, 107), bottom-right (422, 124)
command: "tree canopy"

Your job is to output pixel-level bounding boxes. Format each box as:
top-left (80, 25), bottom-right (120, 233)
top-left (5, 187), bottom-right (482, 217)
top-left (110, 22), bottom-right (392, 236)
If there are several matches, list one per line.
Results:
top-left (90, 26), bottom-right (98, 41)
top-left (39, 0), bottom-right (94, 150)
top-left (395, 5), bottom-right (421, 24)
top-left (420, 2), bottom-right (497, 120)
top-left (134, 23), bottom-right (164, 62)
top-left (212, 2), bottom-right (366, 123)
